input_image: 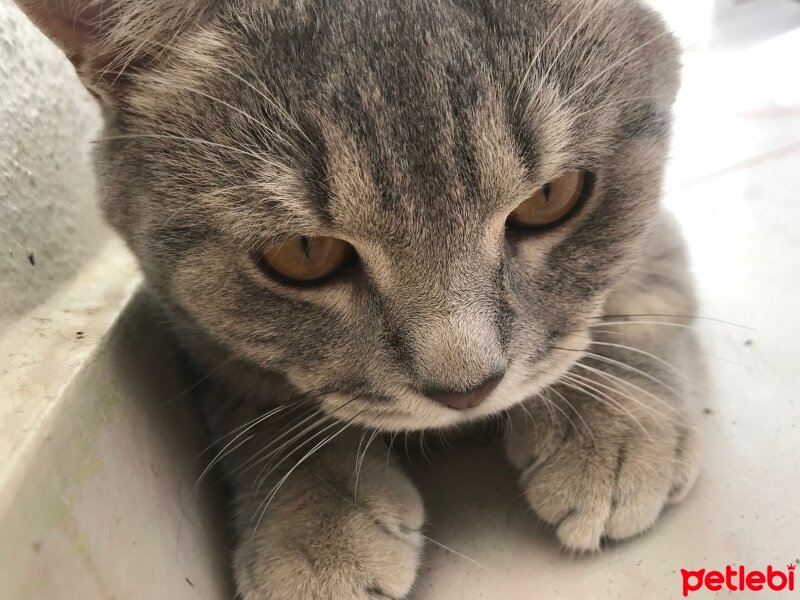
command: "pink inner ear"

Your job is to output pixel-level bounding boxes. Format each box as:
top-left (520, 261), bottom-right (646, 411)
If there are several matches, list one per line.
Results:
top-left (16, 2), bottom-right (99, 69)
top-left (41, 14), bottom-right (93, 66)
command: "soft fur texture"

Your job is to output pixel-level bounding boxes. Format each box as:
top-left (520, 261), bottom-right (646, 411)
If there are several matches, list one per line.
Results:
top-left (18, 0), bottom-right (705, 597)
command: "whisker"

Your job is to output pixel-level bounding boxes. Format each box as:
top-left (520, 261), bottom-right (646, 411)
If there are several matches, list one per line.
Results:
top-left (159, 356), bottom-right (234, 406)
top-left (591, 320), bottom-right (696, 331)
top-left (527, 0), bottom-right (612, 116)
top-left (231, 385), bottom-right (348, 477)
top-left (583, 327), bottom-right (749, 367)
top-left (251, 412), bottom-right (364, 535)
top-left (193, 402), bottom-right (294, 493)
top-left (545, 386), bottom-right (597, 445)
top-left (519, 403), bottom-right (536, 428)
top-left (538, 390), bottom-right (558, 428)
top-left (564, 369), bottom-right (682, 430)
top-left (571, 362), bottom-right (685, 423)
top-left (593, 314), bottom-right (754, 329)
top-left (559, 374), bottom-right (651, 439)
top-left (198, 400), bottom-right (306, 458)
top-left (549, 29), bottom-right (673, 116)
top-left (353, 419), bottom-right (383, 501)
top-left (512, 0), bottom-right (593, 111)
top-left (248, 398), bottom-right (361, 487)
top-left (313, 474), bottom-right (496, 574)
top-left (421, 533), bottom-right (497, 574)
top-left (554, 343), bottom-right (691, 392)
top-left (386, 431), bottom-right (400, 473)
top-left (538, 390), bottom-right (583, 439)
top-left (587, 340), bottom-right (694, 384)
top-left (232, 404), bottom-right (324, 477)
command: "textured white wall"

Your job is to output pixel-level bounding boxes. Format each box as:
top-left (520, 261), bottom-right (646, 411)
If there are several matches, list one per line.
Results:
top-left (0, 0), bottom-right (108, 331)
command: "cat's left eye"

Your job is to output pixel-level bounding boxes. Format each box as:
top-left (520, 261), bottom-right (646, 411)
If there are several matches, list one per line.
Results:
top-left (507, 170), bottom-right (588, 228)
top-left (258, 236), bottom-right (356, 284)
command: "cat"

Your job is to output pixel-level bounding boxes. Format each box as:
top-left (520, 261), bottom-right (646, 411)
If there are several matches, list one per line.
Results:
top-left (16, 0), bottom-right (705, 598)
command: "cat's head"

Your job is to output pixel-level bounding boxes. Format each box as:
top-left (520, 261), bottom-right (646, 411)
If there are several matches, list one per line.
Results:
top-left (19, 0), bottom-right (680, 430)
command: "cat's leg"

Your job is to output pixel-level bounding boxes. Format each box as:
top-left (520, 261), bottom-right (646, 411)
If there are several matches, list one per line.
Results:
top-left (505, 219), bottom-right (706, 551)
top-left (221, 414), bottom-right (424, 600)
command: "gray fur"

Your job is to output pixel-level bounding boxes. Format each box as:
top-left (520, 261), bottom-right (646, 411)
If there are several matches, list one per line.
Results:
top-left (18, 0), bottom-right (704, 597)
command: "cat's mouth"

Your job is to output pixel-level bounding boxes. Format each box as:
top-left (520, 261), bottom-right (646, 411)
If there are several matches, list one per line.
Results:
top-left (318, 337), bottom-right (588, 432)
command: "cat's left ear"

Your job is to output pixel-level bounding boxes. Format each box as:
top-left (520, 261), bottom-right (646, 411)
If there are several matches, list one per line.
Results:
top-left (14, 0), bottom-right (212, 101)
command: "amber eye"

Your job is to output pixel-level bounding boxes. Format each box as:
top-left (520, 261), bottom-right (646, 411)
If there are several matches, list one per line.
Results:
top-left (508, 170), bottom-right (588, 228)
top-left (260, 236), bottom-right (356, 283)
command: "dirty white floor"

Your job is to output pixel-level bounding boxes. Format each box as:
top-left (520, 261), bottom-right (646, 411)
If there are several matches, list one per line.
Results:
top-left (411, 2), bottom-right (800, 599)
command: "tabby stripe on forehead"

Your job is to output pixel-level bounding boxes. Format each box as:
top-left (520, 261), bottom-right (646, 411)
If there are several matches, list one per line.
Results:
top-left (445, 61), bottom-right (481, 203)
top-left (336, 85), bottom-right (402, 209)
top-left (295, 115), bottom-right (334, 222)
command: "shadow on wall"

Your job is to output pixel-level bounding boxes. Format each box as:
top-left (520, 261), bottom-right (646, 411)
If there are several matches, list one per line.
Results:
top-left (647, 0), bottom-right (800, 49)
top-left (0, 0), bottom-right (108, 332)
top-left (710, 0), bottom-right (800, 47)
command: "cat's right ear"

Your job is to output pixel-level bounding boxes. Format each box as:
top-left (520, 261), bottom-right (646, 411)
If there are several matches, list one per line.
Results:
top-left (14, 0), bottom-right (211, 102)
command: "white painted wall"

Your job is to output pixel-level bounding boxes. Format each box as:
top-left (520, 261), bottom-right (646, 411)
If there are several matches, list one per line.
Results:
top-left (0, 0), bottom-right (108, 332)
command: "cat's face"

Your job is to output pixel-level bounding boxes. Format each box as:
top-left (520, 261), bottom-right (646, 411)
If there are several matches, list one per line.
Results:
top-left (94, 0), bottom-right (679, 431)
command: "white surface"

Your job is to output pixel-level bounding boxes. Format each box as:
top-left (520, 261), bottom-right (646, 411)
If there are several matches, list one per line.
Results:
top-left (0, 0), bottom-right (107, 333)
top-left (0, 242), bottom-right (232, 600)
top-left (0, 4), bottom-right (229, 595)
top-left (412, 7), bottom-right (800, 600)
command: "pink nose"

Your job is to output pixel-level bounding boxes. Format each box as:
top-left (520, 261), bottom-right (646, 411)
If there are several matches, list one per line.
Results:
top-left (427, 375), bottom-right (504, 411)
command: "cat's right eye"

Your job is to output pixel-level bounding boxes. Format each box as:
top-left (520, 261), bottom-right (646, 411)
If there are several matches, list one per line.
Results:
top-left (507, 170), bottom-right (589, 229)
top-left (258, 236), bottom-right (357, 284)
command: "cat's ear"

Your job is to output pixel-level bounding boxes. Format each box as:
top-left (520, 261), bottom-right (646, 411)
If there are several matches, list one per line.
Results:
top-left (14, 0), bottom-right (211, 101)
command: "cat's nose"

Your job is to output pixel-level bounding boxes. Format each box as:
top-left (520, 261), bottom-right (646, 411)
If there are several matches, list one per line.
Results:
top-left (426, 373), bottom-right (504, 411)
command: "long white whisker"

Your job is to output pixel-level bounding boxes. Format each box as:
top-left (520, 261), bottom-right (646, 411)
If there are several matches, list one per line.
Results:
top-left (539, 390), bottom-right (582, 439)
top-left (353, 420), bottom-right (383, 501)
top-left (559, 373), bottom-right (651, 439)
top-left (556, 342), bottom-right (691, 393)
top-left (595, 314), bottom-right (753, 329)
top-left (251, 400), bottom-right (363, 494)
top-left (251, 414), bottom-right (362, 535)
top-left (232, 404), bottom-right (323, 476)
top-left (421, 533), bottom-right (496, 574)
top-left (545, 386), bottom-right (597, 445)
top-left (565, 370), bottom-right (680, 429)
top-left (588, 340), bottom-right (693, 384)
top-left (571, 362), bottom-right (685, 422)
top-left (194, 403), bottom-right (293, 492)
top-left (591, 320), bottom-right (695, 330)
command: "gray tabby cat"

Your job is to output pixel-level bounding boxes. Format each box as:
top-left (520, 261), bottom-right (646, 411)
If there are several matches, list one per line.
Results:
top-left (17, 0), bottom-right (705, 597)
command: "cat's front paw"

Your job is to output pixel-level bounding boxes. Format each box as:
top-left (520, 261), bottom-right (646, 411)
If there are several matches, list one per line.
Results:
top-left (233, 450), bottom-right (424, 600)
top-left (505, 390), bottom-right (699, 552)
